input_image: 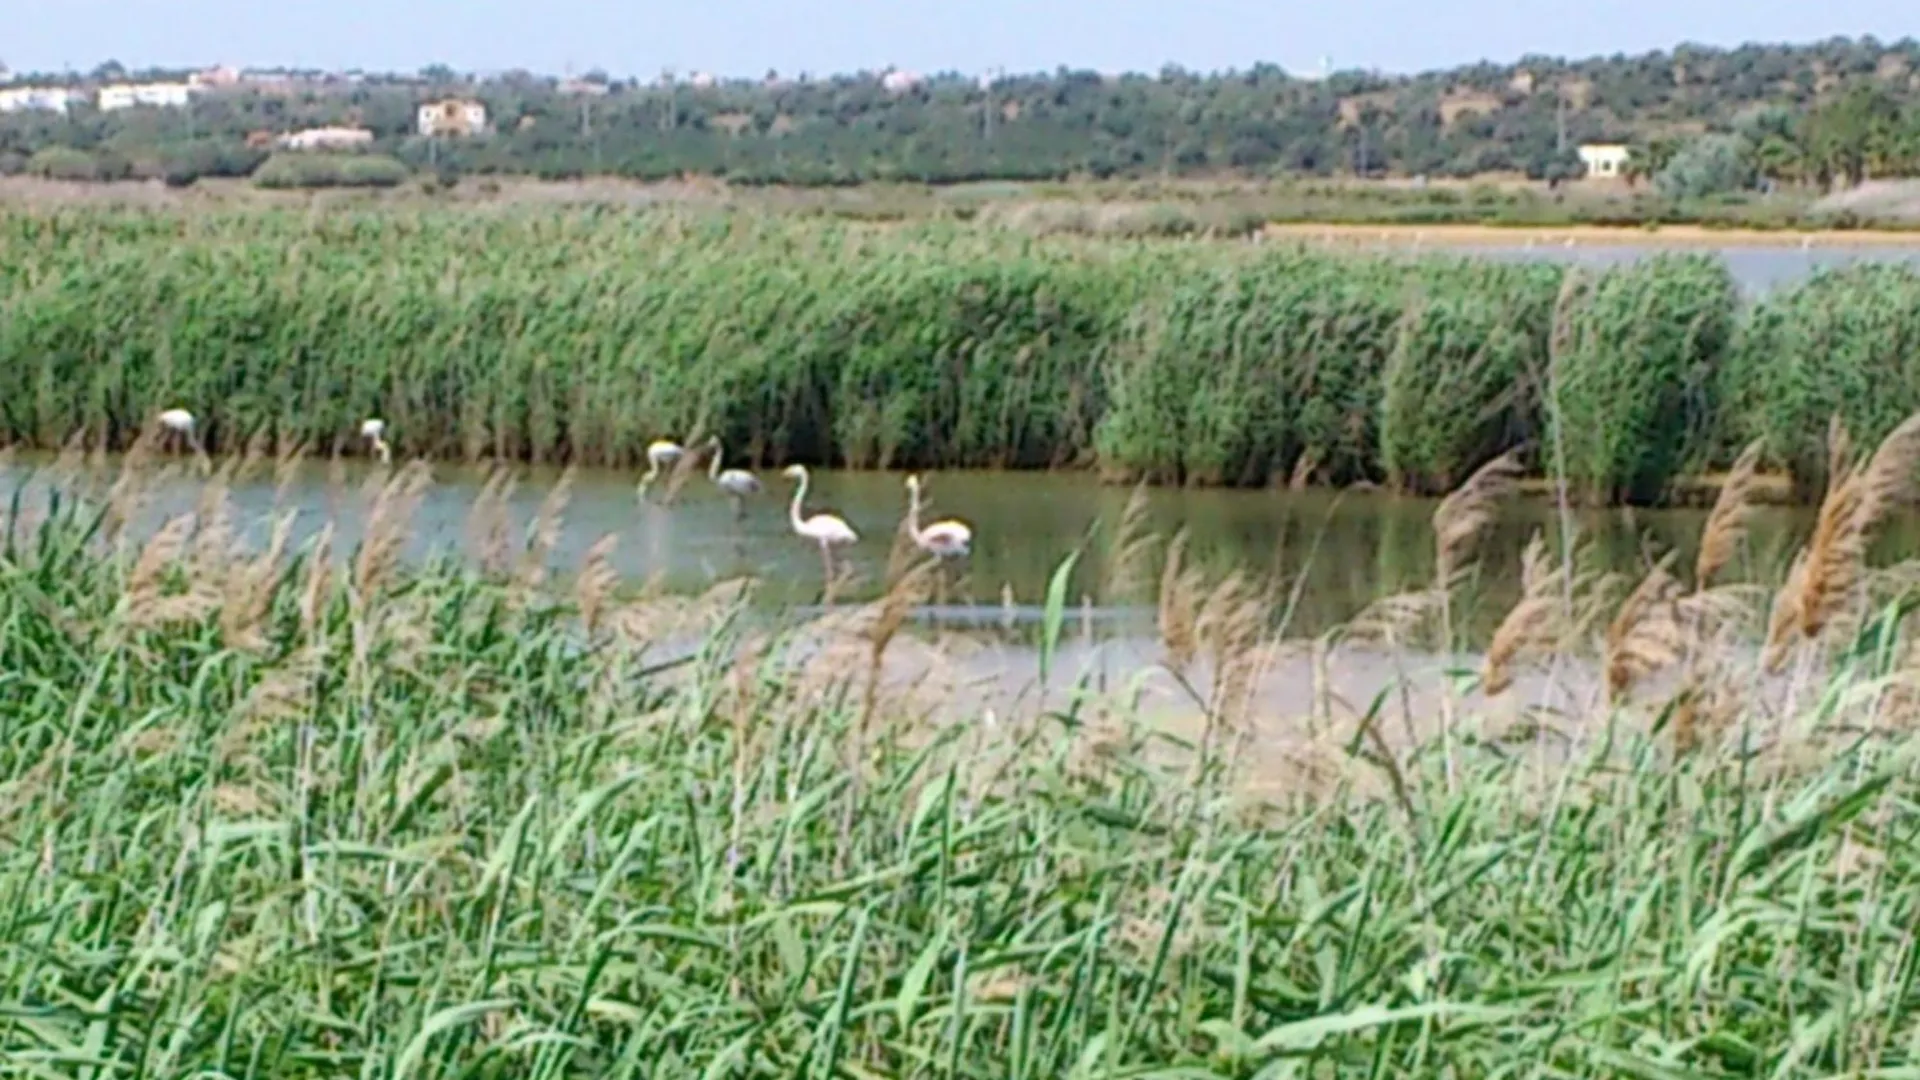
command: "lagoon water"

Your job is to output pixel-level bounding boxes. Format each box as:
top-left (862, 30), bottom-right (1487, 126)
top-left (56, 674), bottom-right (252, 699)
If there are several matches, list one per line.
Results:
top-left (1, 453), bottom-right (1893, 645)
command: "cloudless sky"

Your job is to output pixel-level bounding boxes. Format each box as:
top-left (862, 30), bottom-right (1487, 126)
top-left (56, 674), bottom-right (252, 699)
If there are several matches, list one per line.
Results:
top-left (7, 0), bottom-right (1916, 80)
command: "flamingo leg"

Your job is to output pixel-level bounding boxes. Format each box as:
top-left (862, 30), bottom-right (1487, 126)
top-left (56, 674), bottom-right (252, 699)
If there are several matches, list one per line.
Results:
top-left (821, 543), bottom-right (835, 606)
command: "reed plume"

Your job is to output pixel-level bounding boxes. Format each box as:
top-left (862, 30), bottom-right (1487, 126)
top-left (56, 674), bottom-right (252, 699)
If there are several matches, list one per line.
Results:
top-left (220, 510), bottom-right (296, 653)
top-left (352, 461), bottom-right (432, 601)
top-left (576, 533), bottom-right (621, 638)
top-left (512, 464), bottom-right (576, 602)
top-left (1764, 412), bottom-right (1920, 671)
top-left (1693, 438), bottom-right (1764, 590)
top-left (1157, 529), bottom-right (1200, 673)
top-left (1433, 450), bottom-right (1524, 586)
top-left (1481, 531), bottom-right (1568, 696)
top-left (1604, 551), bottom-right (1686, 702)
top-left (120, 513), bottom-right (220, 630)
top-left (1103, 482), bottom-right (1156, 604)
top-left (292, 523), bottom-right (335, 636)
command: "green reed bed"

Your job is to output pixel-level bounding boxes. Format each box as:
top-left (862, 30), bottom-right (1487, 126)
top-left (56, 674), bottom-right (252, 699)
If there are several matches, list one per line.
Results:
top-left (3, 470), bottom-right (1920, 1077)
top-left (0, 205), bottom-right (1913, 502)
top-left (1724, 261), bottom-right (1920, 497)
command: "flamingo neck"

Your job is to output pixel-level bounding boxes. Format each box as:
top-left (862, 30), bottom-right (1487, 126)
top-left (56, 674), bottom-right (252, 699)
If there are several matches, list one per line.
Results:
top-left (906, 482), bottom-right (924, 538)
top-left (789, 468), bottom-right (809, 532)
top-left (374, 438), bottom-right (391, 464)
top-left (708, 442), bottom-right (723, 480)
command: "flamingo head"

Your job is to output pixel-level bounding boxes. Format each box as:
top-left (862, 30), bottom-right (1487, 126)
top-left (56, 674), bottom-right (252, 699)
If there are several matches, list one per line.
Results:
top-left (782, 464), bottom-right (807, 481)
top-left (905, 474), bottom-right (922, 493)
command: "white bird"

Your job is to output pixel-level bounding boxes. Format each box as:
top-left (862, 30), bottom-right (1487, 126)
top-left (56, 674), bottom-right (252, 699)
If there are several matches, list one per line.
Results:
top-left (637, 438), bottom-right (686, 502)
top-left (156, 407), bottom-right (209, 471)
top-left (904, 474), bottom-right (972, 558)
top-left (360, 418), bottom-right (391, 464)
top-left (783, 464), bottom-right (858, 591)
top-left (704, 436), bottom-right (762, 518)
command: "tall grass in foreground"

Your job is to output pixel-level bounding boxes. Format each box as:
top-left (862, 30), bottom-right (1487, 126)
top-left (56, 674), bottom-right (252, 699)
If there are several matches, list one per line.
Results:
top-left (7, 427), bottom-right (1920, 1076)
top-left (7, 203), bottom-right (1898, 502)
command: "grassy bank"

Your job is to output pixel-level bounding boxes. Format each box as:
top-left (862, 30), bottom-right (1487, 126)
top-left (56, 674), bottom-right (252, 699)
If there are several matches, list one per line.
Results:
top-left (2, 205), bottom-right (1919, 502)
top-left (3, 435), bottom-right (1920, 1076)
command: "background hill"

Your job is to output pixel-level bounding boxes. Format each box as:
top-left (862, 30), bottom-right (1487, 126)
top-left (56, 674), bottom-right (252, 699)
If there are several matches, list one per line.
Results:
top-left (1, 36), bottom-right (1918, 189)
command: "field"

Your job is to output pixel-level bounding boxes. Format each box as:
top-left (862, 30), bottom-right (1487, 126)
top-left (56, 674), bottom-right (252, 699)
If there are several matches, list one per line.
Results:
top-left (4, 413), bottom-right (1920, 1076)
top-left (7, 204), bottom-right (1920, 505)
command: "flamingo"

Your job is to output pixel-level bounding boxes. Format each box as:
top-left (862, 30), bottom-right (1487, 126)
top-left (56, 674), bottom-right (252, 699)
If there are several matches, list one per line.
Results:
top-left (157, 407), bottom-right (209, 471)
top-left (360, 418), bottom-right (392, 464)
top-left (704, 436), bottom-right (762, 518)
top-left (904, 474), bottom-right (972, 558)
top-left (637, 438), bottom-right (686, 502)
top-left (783, 464), bottom-right (858, 593)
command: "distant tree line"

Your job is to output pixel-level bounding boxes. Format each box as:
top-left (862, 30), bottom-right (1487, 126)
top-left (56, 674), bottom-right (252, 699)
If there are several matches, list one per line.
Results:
top-left (2, 36), bottom-right (1918, 188)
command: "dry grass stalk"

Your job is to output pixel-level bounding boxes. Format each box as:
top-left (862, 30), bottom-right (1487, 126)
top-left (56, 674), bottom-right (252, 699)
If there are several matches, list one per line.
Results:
top-left (576, 533), bottom-right (621, 637)
top-left (1668, 655), bottom-right (1743, 755)
top-left (120, 513), bottom-right (220, 630)
top-left (1604, 551), bottom-right (1687, 702)
top-left (220, 510), bottom-right (296, 653)
top-left (1694, 438), bottom-right (1765, 590)
top-left (1432, 450), bottom-right (1524, 583)
top-left (1289, 447), bottom-right (1322, 492)
top-left (273, 440), bottom-right (309, 507)
top-left (352, 461), bottom-right (432, 601)
top-left (512, 464), bottom-right (576, 601)
top-left (1481, 531), bottom-right (1571, 696)
top-left (1156, 529), bottom-right (1200, 673)
top-left (48, 429), bottom-right (89, 493)
top-left (1193, 569), bottom-right (1270, 735)
top-left (467, 465), bottom-right (520, 576)
top-left (1103, 483), bottom-right (1157, 604)
top-left (1338, 588), bottom-right (1443, 651)
top-left (298, 524), bottom-right (335, 635)
top-left (1764, 412), bottom-right (1920, 672)
top-left (858, 557), bottom-right (938, 750)
top-left (102, 427), bottom-right (161, 543)
top-left (192, 457), bottom-right (243, 571)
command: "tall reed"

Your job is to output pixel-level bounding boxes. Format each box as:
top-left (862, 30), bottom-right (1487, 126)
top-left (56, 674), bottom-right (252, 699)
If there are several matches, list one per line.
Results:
top-left (0, 205), bottom-right (1891, 506)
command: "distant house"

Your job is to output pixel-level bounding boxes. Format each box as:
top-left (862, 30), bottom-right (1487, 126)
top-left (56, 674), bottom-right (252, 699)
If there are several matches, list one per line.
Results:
top-left (0, 86), bottom-right (80, 113)
top-left (417, 98), bottom-right (488, 137)
top-left (1577, 143), bottom-right (1631, 180)
top-left (279, 126), bottom-right (375, 151)
top-left (190, 65), bottom-right (242, 89)
top-left (98, 82), bottom-right (197, 110)
top-left (881, 69), bottom-right (924, 94)
top-left (558, 78), bottom-right (610, 97)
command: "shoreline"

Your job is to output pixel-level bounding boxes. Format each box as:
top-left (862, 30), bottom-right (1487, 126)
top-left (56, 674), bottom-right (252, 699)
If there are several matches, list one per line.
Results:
top-left (1260, 221), bottom-right (1920, 248)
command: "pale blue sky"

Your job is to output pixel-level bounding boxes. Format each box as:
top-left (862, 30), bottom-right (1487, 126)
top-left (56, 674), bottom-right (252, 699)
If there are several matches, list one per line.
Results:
top-left (6, 0), bottom-right (1915, 80)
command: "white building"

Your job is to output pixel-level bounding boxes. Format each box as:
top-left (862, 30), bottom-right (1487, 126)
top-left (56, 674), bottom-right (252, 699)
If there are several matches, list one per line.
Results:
top-left (279, 126), bottom-right (375, 151)
top-left (0, 86), bottom-right (80, 113)
top-left (98, 82), bottom-right (197, 111)
top-left (417, 98), bottom-right (488, 137)
top-left (881, 69), bottom-right (924, 93)
top-left (1577, 143), bottom-right (1632, 180)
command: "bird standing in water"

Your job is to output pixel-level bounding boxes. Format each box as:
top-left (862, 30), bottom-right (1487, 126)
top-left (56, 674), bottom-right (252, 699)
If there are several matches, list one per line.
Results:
top-left (157, 407), bottom-right (210, 473)
top-left (783, 464), bottom-right (858, 599)
top-left (704, 436), bottom-right (762, 519)
top-left (361, 418), bottom-right (392, 464)
top-left (637, 438), bottom-right (686, 503)
top-left (904, 474), bottom-right (972, 558)
top-left (904, 473), bottom-right (973, 616)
